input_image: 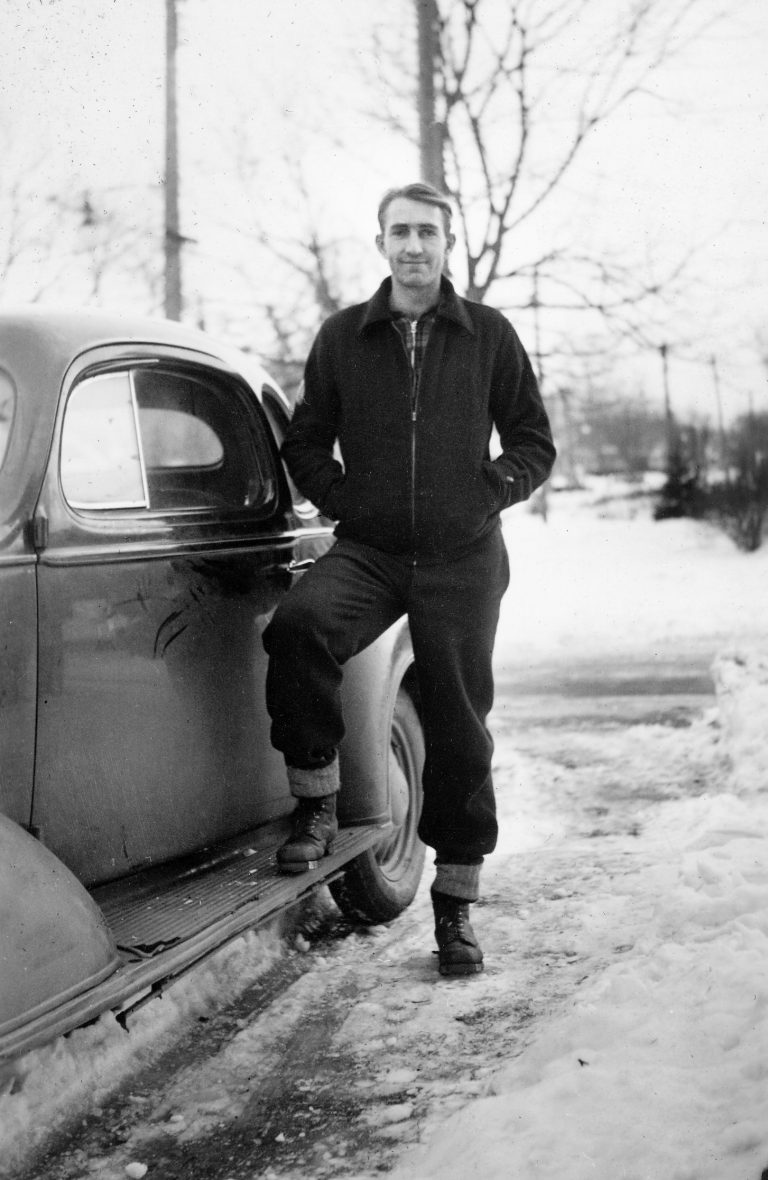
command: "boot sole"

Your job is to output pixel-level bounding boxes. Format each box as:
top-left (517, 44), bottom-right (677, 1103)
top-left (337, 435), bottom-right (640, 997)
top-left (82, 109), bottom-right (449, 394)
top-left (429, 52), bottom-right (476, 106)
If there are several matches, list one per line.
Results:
top-left (438, 961), bottom-right (484, 977)
top-left (277, 859), bottom-right (322, 875)
top-left (276, 841), bottom-right (335, 875)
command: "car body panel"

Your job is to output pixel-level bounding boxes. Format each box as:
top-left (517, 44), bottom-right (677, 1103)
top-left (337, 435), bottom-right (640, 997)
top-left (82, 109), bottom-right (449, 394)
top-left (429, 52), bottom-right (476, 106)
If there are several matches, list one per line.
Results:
top-left (0, 562), bottom-right (37, 824)
top-left (33, 544), bottom-right (291, 884)
top-left (0, 815), bottom-right (120, 1034)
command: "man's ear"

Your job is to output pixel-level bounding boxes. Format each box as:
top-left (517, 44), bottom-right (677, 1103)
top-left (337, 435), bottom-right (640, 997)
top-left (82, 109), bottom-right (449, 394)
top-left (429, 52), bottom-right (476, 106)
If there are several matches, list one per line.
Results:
top-left (446, 233), bottom-right (456, 254)
top-left (375, 233), bottom-right (386, 257)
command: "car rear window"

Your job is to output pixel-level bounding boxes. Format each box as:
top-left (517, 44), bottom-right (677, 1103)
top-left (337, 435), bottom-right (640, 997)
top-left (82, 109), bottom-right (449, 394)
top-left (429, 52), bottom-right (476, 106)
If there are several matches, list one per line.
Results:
top-left (0, 370), bottom-right (15, 472)
top-left (61, 364), bottom-right (276, 515)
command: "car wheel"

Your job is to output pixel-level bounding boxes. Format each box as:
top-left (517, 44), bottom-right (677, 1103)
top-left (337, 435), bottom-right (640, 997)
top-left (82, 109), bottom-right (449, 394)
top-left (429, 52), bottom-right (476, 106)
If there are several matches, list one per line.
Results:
top-left (331, 685), bottom-right (425, 924)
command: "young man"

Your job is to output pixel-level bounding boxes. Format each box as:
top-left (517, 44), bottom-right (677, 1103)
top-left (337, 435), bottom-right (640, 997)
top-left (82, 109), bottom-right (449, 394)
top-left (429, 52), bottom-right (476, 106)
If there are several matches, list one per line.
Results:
top-left (263, 182), bottom-right (555, 975)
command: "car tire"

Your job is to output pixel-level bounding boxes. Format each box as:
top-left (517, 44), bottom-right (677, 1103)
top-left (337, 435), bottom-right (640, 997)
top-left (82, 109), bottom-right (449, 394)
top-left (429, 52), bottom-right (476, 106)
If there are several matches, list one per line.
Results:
top-left (330, 685), bottom-right (425, 924)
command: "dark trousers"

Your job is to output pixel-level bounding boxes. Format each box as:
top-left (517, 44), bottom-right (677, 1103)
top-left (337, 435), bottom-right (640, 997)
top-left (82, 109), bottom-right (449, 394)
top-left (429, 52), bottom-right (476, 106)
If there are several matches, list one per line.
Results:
top-left (263, 528), bottom-right (510, 862)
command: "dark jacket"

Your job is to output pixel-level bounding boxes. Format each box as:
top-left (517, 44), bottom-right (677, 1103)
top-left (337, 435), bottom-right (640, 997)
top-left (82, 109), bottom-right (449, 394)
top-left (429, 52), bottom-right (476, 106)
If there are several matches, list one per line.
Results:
top-left (282, 276), bottom-right (556, 557)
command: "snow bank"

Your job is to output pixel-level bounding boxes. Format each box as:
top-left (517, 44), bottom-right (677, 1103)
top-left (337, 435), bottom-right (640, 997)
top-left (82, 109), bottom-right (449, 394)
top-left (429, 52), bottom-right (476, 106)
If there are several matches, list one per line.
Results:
top-left (714, 647), bottom-right (768, 793)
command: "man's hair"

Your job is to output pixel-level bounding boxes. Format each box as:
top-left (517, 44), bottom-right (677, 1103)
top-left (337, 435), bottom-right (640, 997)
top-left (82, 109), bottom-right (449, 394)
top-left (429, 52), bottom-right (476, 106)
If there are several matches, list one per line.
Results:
top-left (377, 182), bottom-right (453, 235)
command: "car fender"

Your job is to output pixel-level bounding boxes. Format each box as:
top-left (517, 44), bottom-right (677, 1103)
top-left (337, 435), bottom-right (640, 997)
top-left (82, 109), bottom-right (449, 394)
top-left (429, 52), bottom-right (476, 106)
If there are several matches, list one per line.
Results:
top-left (338, 619), bottom-right (417, 826)
top-left (0, 815), bottom-right (120, 1036)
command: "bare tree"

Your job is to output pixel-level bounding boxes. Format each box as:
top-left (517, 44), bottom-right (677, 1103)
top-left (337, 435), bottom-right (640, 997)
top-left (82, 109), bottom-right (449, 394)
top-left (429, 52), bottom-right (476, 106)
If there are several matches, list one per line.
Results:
top-left (62, 188), bottom-right (162, 306)
top-left (188, 133), bottom-right (373, 398)
top-left (0, 142), bottom-right (77, 302)
top-left (230, 203), bottom-right (366, 398)
top-left (0, 128), bottom-right (161, 310)
top-left (426, 0), bottom-right (717, 311)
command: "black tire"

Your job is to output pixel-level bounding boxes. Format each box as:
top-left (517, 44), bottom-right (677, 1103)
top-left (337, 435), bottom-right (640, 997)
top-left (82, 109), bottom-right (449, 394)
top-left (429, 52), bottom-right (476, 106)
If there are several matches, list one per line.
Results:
top-left (330, 686), bottom-right (425, 923)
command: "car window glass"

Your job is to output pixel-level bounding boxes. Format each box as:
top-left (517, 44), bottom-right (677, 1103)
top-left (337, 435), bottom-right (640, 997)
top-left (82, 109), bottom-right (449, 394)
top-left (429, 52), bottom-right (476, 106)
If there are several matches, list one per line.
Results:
top-left (61, 372), bottom-right (147, 508)
top-left (61, 364), bottom-right (275, 515)
top-left (0, 370), bottom-right (15, 471)
top-left (139, 408), bottom-right (223, 469)
top-left (132, 368), bottom-right (264, 511)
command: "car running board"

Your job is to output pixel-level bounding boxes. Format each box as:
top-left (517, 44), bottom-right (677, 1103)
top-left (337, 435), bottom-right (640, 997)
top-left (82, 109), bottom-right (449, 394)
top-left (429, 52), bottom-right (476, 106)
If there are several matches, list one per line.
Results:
top-left (0, 821), bottom-right (387, 1062)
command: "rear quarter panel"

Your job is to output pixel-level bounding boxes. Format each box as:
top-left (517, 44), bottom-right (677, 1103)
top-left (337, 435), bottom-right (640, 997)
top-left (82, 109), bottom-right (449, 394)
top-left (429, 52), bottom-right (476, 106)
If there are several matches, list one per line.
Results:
top-left (0, 563), bottom-right (37, 824)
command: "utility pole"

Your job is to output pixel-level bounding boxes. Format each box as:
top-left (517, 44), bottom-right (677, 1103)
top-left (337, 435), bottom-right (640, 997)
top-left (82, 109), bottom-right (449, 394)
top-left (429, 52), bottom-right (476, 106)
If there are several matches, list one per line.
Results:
top-left (531, 265), bottom-right (544, 389)
top-left (530, 264), bottom-right (549, 518)
top-left (659, 343), bottom-right (671, 425)
top-left (416, 0), bottom-right (446, 190)
top-left (164, 0), bottom-right (182, 320)
top-left (709, 354), bottom-right (727, 477)
top-left (659, 342), bottom-right (678, 467)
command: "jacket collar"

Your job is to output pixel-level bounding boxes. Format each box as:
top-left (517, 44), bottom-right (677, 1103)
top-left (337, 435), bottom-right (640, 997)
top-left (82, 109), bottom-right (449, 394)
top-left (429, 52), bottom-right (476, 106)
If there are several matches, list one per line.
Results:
top-left (359, 276), bottom-right (474, 336)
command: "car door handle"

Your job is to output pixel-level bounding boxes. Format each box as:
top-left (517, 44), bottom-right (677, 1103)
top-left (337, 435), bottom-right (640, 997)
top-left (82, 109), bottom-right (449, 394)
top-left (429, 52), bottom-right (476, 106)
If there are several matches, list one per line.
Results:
top-left (286, 558), bottom-right (316, 574)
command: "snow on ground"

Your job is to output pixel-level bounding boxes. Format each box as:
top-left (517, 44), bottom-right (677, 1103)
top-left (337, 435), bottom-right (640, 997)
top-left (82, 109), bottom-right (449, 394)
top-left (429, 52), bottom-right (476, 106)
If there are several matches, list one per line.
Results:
top-left (389, 773), bottom-right (768, 1180)
top-left (496, 479), bottom-right (766, 665)
top-left (383, 489), bottom-right (768, 1180)
top-left (2, 482), bottom-right (767, 1178)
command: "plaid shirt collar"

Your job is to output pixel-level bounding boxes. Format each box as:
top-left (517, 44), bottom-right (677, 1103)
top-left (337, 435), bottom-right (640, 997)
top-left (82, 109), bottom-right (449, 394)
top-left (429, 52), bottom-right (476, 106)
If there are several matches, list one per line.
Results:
top-left (391, 307), bottom-right (437, 385)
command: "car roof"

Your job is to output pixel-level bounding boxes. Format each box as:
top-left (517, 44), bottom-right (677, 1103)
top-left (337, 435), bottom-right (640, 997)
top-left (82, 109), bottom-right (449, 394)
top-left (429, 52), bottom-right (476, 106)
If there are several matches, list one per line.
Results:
top-left (0, 305), bottom-right (242, 370)
top-left (0, 304), bottom-right (284, 415)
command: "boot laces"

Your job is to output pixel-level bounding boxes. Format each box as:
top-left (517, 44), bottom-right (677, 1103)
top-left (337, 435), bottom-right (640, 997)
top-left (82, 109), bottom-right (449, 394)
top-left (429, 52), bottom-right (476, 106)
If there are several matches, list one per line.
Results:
top-left (439, 908), bottom-right (471, 943)
top-left (302, 812), bottom-right (324, 837)
top-left (295, 803), bottom-right (330, 838)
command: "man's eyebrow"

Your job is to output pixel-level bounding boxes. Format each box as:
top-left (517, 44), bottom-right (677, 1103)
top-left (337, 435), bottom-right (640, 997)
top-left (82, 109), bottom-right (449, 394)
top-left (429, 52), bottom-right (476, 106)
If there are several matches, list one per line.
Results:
top-left (389, 221), bottom-right (440, 230)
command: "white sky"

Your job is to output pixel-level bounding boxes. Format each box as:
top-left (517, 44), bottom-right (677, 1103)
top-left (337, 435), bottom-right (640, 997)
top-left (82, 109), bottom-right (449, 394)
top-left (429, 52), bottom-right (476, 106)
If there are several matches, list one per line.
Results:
top-left (0, 0), bottom-right (766, 419)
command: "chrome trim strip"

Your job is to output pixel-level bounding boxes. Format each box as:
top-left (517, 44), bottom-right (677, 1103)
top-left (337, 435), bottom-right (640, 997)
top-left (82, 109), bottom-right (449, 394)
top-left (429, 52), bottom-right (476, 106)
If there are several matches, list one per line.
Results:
top-left (130, 369), bottom-right (151, 507)
top-left (36, 535), bottom-right (304, 567)
top-left (0, 552), bottom-right (36, 568)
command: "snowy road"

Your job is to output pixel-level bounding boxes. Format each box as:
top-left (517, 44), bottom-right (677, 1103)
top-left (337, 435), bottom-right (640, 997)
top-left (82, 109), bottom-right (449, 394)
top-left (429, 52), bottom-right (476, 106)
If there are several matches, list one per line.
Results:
top-left (11, 651), bottom-right (726, 1180)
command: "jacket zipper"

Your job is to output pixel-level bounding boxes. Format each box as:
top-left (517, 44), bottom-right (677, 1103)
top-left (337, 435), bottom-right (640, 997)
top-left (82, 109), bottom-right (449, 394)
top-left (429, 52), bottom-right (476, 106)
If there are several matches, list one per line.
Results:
top-left (394, 321), bottom-right (420, 550)
top-left (408, 321), bottom-right (418, 551)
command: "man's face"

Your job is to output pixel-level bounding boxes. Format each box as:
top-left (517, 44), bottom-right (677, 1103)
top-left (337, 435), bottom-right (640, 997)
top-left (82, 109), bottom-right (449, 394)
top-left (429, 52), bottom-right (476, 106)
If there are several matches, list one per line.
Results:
top-left (376, 197), bottom-right (454, 295)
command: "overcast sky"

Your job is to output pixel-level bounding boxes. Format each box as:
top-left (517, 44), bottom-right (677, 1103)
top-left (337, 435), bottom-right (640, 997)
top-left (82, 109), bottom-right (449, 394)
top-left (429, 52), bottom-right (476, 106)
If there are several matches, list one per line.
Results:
top-left (1, 0), bottom-right (766, 419)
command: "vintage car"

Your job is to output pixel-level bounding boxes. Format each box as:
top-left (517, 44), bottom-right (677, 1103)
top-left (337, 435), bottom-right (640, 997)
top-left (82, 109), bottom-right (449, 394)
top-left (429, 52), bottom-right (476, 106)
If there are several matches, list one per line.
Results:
top-left (0, 308), bottom-right (425, 1061)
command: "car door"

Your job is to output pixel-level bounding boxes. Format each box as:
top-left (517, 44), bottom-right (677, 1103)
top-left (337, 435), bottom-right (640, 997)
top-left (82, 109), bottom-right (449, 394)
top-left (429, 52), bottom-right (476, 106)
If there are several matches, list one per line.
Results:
top-left (30, 344), bottom-right (327, 886)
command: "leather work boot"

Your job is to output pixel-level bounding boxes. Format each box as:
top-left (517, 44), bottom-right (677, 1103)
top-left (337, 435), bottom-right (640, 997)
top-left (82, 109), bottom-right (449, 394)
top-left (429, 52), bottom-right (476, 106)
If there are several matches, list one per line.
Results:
top-left (277, 794), bottom-right (338, 874)
top-left (432, 889), bottom-right (484, 976)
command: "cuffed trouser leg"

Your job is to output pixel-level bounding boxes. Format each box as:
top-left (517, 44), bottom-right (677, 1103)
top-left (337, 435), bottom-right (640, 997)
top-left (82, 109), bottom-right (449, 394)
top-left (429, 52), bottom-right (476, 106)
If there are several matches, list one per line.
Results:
top-left (408, 527), bottom-right (510, 862)
top-left (433, 862), bottom-right (482, 903)
top-left (286, 760), bottom-right (340, 800)
top-left (263, 541), bottom-right (405, 771)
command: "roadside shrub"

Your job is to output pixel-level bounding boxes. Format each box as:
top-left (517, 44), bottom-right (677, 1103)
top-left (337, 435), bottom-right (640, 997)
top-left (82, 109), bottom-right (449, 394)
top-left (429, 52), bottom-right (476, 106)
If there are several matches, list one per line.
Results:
top-left (653, 437), bottom-right (702, 522)
top-left (704, 479), bottom-right (767, 552)
top-left (700, 413), bottom-right (768, 552)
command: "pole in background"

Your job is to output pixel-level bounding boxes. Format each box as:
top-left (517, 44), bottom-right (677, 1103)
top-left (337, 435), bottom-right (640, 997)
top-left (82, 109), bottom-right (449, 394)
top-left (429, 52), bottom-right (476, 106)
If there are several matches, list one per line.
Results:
top-left (659, 342), bottom-right (678, 467)
top-left (164, 0), bottom-right (182, 320)
top-left (709, 354), bottom-right (728, 479)
top-left (416, 0), bottom-right (446, 191)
